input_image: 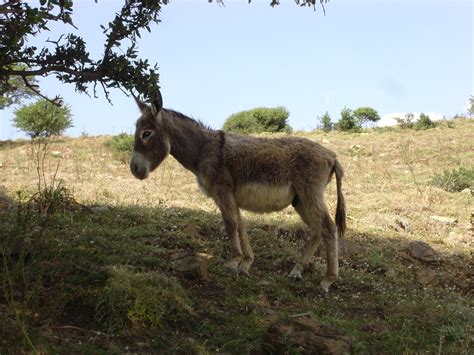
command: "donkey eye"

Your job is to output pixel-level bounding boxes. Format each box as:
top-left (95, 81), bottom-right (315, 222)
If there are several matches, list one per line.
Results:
top-left (142, 131), bottom-right (152, 139)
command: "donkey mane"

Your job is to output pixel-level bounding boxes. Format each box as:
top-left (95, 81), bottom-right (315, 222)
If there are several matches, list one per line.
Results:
top-left (164, 108), bottom-right (212, 131)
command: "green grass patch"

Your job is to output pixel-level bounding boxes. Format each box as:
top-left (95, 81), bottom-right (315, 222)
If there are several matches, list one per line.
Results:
top-left (431, 166), bottom-right (474, 192)
top-left (105, 133), bottom-right (134, 163)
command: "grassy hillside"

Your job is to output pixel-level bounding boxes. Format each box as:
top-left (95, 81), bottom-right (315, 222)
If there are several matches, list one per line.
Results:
top-left (1, 119), bottom-right (473, 353)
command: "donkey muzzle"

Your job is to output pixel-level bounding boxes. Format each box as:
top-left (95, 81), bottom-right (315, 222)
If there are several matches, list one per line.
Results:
top-left (130, 153), bottom-right (150, 180)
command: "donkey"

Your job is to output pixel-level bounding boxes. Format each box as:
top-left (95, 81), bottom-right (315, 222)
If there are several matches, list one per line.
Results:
top-left (130, 90), bottom-right (346, 292)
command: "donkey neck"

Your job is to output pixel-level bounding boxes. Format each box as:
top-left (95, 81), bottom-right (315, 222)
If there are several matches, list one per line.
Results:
top-left (161, 109), bottom-right (213, 174)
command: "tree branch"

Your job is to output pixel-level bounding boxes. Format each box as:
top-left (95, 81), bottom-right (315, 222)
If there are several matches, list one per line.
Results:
top-left (20, 76), bottom-right (61, 105)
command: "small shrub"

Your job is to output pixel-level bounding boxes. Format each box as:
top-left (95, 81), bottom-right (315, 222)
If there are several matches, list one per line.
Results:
top-left (395, 113), bottom-right (415, 129)
top-left (335, 107), bottom-right (359, 132)
top-left (415, 113), bottom-right (436, 130)
top-left (106, 133), bottom-right (134, 163)
top-left (223, 107), bottom-right (291, 134)
top-left (96, 266), bottom-right (195, 334)
top-left (431, 167), bottom-right (474, 192)
top-left (318, 112), bottom-right (333, 132)
top-left (29, 182), bottom-right (81, 214)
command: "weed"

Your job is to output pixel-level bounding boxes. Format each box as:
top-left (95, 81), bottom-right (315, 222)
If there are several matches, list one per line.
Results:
top-left (397, 140), bottom-right (423, 196)
top-left (96, 266), bottom-right (195, 334)
top-left (105, 133), bottom-right (133, 163)
top-left (430, 167), bottom-right (474, 192)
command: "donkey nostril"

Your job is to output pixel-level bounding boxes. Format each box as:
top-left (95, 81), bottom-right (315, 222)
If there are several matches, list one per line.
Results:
top-left (132, 163), bottom-right (138, 173)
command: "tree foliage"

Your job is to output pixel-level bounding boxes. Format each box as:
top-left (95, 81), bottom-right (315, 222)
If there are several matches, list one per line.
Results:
top-left (1, 0), bottom-right (162, 103)
top-left (335, 107), bottom-right (357, 131)
top-left (223, 107), bottom-right (291, 134)
top-left (0, 64), bottom-right (37, 109)
top-left (1, 1), bottom-right (330, 104)
top-left (395, 113), bottom-right (414, 129)
top-left (13, 99), bottom-right (73, 138)
top-left (318, 111), bottom-right (333, 132)
top-left (415, 113), bottom-right (435, 130)
top-left (353, 106), bottom-right (380, 127)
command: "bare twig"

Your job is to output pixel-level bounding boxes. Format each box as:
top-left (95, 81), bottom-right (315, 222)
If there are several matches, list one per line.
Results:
top-left (21, 76), bottom-right (61, 105)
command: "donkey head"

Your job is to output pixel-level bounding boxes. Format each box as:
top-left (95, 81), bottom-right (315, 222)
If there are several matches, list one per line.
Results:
top-left (130, 90), bottom-right (171, 180)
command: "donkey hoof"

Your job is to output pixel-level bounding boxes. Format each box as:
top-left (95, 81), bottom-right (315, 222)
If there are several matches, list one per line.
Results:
top-left (225, 259), bottom-right (241, 274)
top-left (319, 277), bottom-right (336, 293)
top-left (288, 264), bottom-right (304, 280)
top-left (288, 270), bottom-right (303, 281)
top-left (238, 260), bottom-right (252, 276)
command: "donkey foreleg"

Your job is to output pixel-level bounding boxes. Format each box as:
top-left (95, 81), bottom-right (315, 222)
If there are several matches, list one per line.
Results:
top-left (237, 210), bottom-right (254, 275)
top-left (214, 190), bottom-right (243, 273)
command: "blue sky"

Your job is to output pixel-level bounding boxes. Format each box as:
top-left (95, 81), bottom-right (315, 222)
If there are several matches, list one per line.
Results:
top-left (0, 0), bottom-right (472, 139)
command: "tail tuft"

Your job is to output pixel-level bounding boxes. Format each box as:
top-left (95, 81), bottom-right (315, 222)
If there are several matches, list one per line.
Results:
top-left (333, 160), bottom-right (346, 238)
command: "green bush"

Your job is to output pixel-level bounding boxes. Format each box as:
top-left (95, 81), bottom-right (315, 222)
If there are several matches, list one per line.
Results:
top-left (335, 107), bottom-right (359, 132)
top-left (223, 107), bottom-right (291, 134)
top-left (106, 133), bottom-right (134, 163)
top-left (96, 266), bottom-right (194, 334)
top-left (318, 112), bottom-right (333, 132)
top-left (415, 113), bottom-right (436, 130)
top-left (13, 99), bottom-right (73, 138)
top-left (430, 167), bottom-right (474, 192)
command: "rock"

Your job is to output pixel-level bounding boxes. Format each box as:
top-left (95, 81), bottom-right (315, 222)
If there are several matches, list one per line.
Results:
top-left (407, 241), bottom-right (439, 262)
top-left (391, 216), bottom-right (411, 232)
top-left (316, 239), bottom-right (358, 260)
top-left (170, 252), bottom-right (212, 281)
top-left (51, 150), bottom-right (62, 158)
top-left (322, 138), bottom-right (330, 144)
top-left (262, 315), bottom-right (353, 354)
top-left (461, 188), bottom-right (472, 196)
top-left (415, 268), bottom-right (444, 287)
top-left (430, 215), bottom-right (457, 226)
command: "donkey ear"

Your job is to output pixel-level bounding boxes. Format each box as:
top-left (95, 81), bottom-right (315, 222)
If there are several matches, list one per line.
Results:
top-left (134, 95), bottom-right (148, 113)
top-left (151, 89), bottom-right (163, 115)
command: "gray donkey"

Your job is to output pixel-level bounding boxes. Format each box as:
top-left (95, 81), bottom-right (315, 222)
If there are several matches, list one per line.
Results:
top-left (130, 90), bottom-right (346, 292)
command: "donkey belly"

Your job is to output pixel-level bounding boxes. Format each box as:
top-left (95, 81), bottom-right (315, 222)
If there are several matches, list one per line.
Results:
top-left (235, 183), bottom-right (295, 213)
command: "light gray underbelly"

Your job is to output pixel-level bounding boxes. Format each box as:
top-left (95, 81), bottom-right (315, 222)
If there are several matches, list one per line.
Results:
top-left (235, 183), bottom-right (295, 213)
top-left (197, 177), bottom-right (295, 213)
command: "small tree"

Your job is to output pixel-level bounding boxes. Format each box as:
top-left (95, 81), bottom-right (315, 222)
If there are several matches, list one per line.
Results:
top-left (335, 107), bottom-right (357, 131)
top-left (468, 95), bottom-right (474, 118)
top-left (415, 113), bottom-right (435, 130)
top-left (223, 107), bottom-right (291, 134)
top-left (13, 99), bottom-right (73, 138)
top-left (395, 113), bottom-right (414, 129)
top-left (353, 107), bottom-right (380, 127)
top-left (318, 111), bottom-right (333, 132)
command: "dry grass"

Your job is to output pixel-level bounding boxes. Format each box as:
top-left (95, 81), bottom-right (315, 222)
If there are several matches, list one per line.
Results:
top-left (2, 120), bottom-right (472, 242)
top-left (0, 118), bottom-right (473, 353)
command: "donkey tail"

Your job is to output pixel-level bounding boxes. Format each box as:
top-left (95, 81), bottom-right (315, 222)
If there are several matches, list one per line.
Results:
top-left (333, 160), bottom-right (346, 238)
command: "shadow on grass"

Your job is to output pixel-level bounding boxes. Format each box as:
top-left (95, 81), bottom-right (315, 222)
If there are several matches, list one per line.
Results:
top-left (1, 201), bottom-right (473, 353)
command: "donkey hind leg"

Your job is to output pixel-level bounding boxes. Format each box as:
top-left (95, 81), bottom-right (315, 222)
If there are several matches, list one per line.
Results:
top-left (289, 199), bottom-right (324, 280)
top-left (237, 211), bottom-right (254, 275)
top-left (215, 191), bottom-right (243, 273)
top-left (320, 213), bottom-right (339, 293)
